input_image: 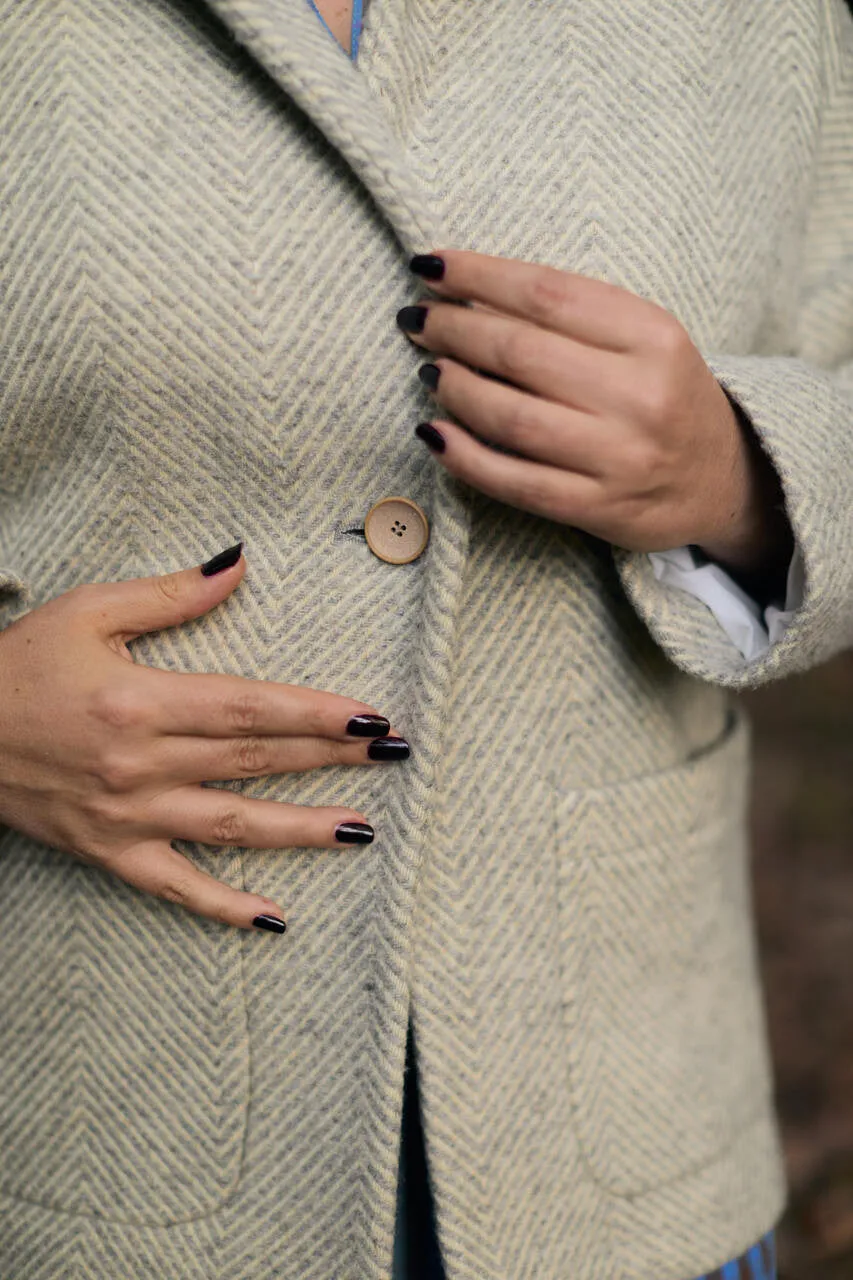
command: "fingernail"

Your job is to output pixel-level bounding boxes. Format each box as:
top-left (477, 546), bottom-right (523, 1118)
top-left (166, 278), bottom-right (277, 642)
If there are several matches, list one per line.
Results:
top-left (201, 542), bottom-right (243, 577)
top-left (418, 364), bottom-right (440, 391)
top-left (335, 822), bottom-right (375, 844)
top-left (253, 913), bottom-right (286, 934)
top-left (346, 714), bottom-right (391, 738)
top-left (415, 422), bottom-right (446, 454)
top-left (396, 305), bottom-right (428, 334)
top-left (367, 736), bottom-right (411, 761)
top-left (409, 254), bottom-right (445, 281)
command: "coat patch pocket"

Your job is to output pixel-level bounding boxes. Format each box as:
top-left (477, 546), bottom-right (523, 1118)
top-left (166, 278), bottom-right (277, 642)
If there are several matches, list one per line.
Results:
top-left (0, 832), bottom-right (250, 1226)
top-left (553, 710), bottom-right (773, 1197)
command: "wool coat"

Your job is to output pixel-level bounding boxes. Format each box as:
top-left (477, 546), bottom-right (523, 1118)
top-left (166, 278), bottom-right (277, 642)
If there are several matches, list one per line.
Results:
top-left (1, 1), bottom-right (852, 1277)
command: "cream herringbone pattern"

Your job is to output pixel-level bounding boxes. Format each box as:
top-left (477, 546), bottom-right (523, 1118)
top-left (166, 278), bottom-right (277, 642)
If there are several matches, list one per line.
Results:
top-left (1, 0), bottom-right (851, 1276)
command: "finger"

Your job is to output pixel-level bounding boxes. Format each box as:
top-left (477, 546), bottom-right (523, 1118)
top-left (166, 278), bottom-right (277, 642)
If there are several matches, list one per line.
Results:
top-left (76, 543), bottom-right (246, 642)
top-left (415, 417), bottom-right (601, 526)
top-left (154, 791), bottom-right (375, 849)
top-left (137, 668), bottom-right (395, 741)
top-left (411, 249), bottom-right (654, 350)
top-left (400, 301), bottom-right (620, 410)
top-left (149, 732), bottom-right (409, 784)
top-left (422, 356), bottom-right (605, 473)
top-left (111, 840), bottom-right (288, 933)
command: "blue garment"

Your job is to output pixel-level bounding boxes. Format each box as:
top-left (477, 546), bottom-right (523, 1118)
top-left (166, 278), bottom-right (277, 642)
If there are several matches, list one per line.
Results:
top-left (305, 7), bottom-right (779, 1276)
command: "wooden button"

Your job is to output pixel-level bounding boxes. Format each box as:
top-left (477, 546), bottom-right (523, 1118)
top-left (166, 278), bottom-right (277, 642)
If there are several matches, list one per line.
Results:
top-left (364, 497), bottom-right (430, 565)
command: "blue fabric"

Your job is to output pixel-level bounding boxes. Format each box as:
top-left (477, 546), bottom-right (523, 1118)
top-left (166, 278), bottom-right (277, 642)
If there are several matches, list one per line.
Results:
top-left (698, 1231), bottom-right (776, 1279)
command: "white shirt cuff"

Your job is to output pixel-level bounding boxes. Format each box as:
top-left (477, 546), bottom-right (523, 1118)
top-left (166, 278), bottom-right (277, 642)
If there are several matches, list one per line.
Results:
top-left (647, 545), bottom-right (804, 663)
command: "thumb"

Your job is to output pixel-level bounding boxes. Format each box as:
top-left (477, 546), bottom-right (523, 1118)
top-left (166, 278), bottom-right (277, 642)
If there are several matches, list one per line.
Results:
top-left (95, 542), bottom-right (245, 640)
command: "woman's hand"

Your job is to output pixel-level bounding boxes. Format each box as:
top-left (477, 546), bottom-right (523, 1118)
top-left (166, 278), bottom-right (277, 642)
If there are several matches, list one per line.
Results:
top-left (0, 547), bottom-right (406, 933)
top-left (399, 250), bottom-right (792, 588)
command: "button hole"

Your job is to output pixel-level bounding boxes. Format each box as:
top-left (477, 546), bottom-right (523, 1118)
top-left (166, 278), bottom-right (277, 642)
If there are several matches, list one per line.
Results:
top-left (340, 526), bottom-right (367, 539)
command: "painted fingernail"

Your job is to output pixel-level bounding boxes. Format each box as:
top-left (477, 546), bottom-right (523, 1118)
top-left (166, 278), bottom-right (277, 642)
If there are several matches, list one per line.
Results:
top-left (335, 822), bottom-right (375, 844)
top-left (253, 913), bottom-right (286, 934)
top-left (201, 542), bottom-right (243, 577)
top-left (396, 305), bottom-right (428, 334)
top-left (409, 254), bottom-right (445, 281)
top-left (418, 363), bottom-right (440, 391)
top-left (367, 736), bottom-right (411, 761)
top-left (346, 714), bottom-right (391, 738)
top-left (415, 422), bottom-right (446, 454)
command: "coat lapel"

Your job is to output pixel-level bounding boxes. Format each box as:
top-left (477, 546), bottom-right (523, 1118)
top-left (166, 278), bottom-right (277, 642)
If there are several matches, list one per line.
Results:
top-left (198, 0), bottom-right (471, 800)
top-left (198, 0), bottom-right (473, 747)
top-left (202, 0), bottom-right (441, 253)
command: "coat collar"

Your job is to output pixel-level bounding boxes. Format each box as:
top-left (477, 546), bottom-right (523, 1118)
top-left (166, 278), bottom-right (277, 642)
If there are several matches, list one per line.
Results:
top-left (202, 0), bottom-right (441, 254)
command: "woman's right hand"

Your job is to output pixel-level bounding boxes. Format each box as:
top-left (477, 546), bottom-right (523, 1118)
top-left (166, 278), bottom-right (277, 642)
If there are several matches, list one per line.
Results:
top-left (0, 545), bottom-right (407, 933)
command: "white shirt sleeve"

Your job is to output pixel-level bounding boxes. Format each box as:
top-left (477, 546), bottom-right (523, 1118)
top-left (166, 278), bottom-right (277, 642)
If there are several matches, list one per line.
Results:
top-left (646, 545), bottom-right (805, 663)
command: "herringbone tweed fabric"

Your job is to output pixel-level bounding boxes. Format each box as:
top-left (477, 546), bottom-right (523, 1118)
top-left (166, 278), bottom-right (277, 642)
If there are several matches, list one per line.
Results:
top-left (0, 1), bottom-right (851, 1276)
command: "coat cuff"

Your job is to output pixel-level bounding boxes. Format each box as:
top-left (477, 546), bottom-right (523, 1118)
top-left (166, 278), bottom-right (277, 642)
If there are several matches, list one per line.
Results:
top-left (615, 355), bottom-right (853, 688)
top-left (646, 544), bottom-right (803, 663)
top-left (0, 568), bottom-right (30, 626)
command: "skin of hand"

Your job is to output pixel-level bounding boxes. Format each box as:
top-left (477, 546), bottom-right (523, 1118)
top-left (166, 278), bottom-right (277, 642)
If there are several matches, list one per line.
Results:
top-left (401, 250), bottom-right (793, 595)
top-left (311, 0), bottom-right (354, 52)
top-left (0, 549), bottom-right (405, 932)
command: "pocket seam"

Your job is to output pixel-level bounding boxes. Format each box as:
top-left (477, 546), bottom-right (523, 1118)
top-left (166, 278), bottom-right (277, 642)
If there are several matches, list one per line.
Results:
top-left (0, 856), bottom-right (252, 1228)
top-left (553, 708), bottom-right (769, 1198)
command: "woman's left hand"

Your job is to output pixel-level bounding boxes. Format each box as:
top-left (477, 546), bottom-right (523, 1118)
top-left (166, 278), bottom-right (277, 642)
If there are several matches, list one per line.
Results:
top-left (398, 250), bottom-right (791, 583)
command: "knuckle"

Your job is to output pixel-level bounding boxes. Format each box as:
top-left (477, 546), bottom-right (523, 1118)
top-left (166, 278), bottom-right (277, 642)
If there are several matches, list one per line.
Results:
top-left (160, 876), bottom-right (196, 910)
top-left (89, 684), bottom-right (148, 733)
top-left (636, 375), bottom-right (678, 426)
top-left (498, 328), bottom-right (537, 384)
top-left (320, 738), bottom-right (346, 768)
top-left (302, 696), bottom-right (334, 738)
top-left (234, 735), bottom-right (270, 776)
top-left (623, 436), bottom-right (661, 491)
top-left (210, 806), bottom-right (246, 846)
top-left (95, 750), bottom-right (144, 795)
top-left (154, 572), bottom-right (182, 606)
top-left (61, 823), bottom-right (113, 867)
top-left (80, 787), bottom-right (129, 830)
top-left (72, 843), bottom-right (105, 869)
top-left (504, 402), bottom-right (544, 452)
top-left (651, 314), bottom-right (691, 361)
top-left (223, 692), bottom-right (263, 736)
top-left (525, 270), bottom-right (569, 324)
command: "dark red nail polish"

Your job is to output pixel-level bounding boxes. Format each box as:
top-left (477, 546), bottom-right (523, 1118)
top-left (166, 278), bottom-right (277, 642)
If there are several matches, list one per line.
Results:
top-left (397, 305), bottom-right (428, 334)
top-left (253, 914), bottom-right (286, 934)
top-left (201, 542), bottom-right (243, 577)
top-left (409, 254), bottom-right (445, 281)
top-left (415, 423), bottom-right (446, 454)
top-left (335, 822), bottom-right (375, 844)
top-left (346, 714), bottom-right (391, 738)
top-left (367, 736), bottom-right (411, 761)
top-left (418, 364), bottom-right (440, 391)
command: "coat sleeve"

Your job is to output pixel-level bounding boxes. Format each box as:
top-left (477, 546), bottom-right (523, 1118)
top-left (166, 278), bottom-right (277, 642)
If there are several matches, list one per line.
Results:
top-left (616, 0), bottom-right (853, 689)
top-left (0, 569), bottom-right (30, 625)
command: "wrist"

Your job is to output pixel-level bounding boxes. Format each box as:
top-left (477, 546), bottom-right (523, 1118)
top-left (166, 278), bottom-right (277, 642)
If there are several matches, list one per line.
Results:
top-left (697, 394), bottom-right (794, 604)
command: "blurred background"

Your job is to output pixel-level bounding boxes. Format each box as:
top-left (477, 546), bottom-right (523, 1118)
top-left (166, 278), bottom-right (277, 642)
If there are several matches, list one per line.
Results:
top-left (745, 652), bottom-right (853, 1279)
